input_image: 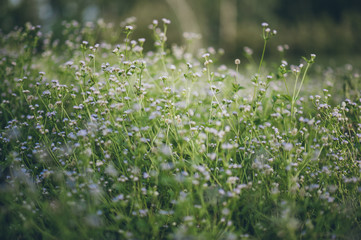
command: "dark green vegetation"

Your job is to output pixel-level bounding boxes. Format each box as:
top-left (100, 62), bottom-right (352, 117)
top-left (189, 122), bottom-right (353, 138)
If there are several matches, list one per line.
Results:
top-left (2, 0), bottom-right (361, 61)
top-left (1, 19), bottom-right (361, 239)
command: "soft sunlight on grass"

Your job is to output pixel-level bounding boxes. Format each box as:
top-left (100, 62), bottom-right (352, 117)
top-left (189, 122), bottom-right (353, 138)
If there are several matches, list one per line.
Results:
top-left (1, 18), bottom-right (361, 239)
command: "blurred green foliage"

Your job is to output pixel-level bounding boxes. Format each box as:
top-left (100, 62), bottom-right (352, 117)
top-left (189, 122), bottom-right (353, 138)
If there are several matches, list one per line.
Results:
top-left (1, 0), bottom-right (361, 62)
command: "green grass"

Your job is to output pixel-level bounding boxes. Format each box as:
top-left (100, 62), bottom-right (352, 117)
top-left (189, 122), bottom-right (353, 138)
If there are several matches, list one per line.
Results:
top-left (1, 19), bottom-right (361, 240)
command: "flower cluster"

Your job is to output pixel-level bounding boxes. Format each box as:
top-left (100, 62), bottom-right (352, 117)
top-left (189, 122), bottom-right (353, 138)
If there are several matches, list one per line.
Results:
top-left (0, 19), bottom-right (361, 240)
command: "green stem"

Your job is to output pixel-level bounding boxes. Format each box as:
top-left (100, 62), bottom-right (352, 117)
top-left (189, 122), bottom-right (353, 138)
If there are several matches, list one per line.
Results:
top-left (295, 62), bottom-right (311, 100)
top-left (253, 39), bottom-right (267, 102)
top-left (291, 62), bottom-right (311, 119)
top-left (160, 24), bottom-right (168, 73)
top-left (258, 40), bottom-right (268, 75)
top-left (282, 75), bottom-right (290, 95)
top-left (124, 31), bottom-right (131, 61)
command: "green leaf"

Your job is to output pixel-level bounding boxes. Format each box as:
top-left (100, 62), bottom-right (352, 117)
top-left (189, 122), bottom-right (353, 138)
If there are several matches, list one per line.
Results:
top-left (280, 94), bottom-right (292, 101)
top-left (272, 95), bottom-right (278, 102)
top-left (232, 83), bottom-right (245, 92)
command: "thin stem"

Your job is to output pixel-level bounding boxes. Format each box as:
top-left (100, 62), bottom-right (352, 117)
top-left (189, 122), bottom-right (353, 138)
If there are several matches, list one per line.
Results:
top-left (161, 25), bottom-right (168, 73)
top-left (282, 75), bottom-right (290, 95)
top-left (252, 39), bottom-right (267, 102)
top-left (295, 63), bottom-right (311, 100)
top-left (258, 39), bottom-right (268, 75)
top-left (235, 64), bottom-right (239, 82)
top-left (124, 31), bottom-right (131, 61)
top-left (291, 62), bottom-right (311, 119)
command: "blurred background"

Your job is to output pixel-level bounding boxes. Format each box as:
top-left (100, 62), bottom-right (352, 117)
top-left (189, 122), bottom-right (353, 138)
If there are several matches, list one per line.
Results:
top-left (1, 0), bottom-right (361, 64)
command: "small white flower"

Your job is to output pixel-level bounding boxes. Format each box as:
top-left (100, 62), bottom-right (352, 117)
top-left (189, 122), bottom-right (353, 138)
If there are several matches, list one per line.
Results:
top-left (283, 143), bottom-right (293, 151)
top-left (125, 25), bottom-right (133, 31)
top-left (162, 18), bottom-right (171, 25)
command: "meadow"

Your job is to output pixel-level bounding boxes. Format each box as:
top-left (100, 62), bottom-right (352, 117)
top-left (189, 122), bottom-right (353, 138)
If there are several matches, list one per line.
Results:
top-left (1, 18), bottom-right (361, 239)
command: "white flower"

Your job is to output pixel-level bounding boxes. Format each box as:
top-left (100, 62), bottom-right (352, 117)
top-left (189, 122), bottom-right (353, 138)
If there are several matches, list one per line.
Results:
top-left (283, 143), bottom-right (293, 151)
top-left (96, 160), bottom-right (104, 166)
